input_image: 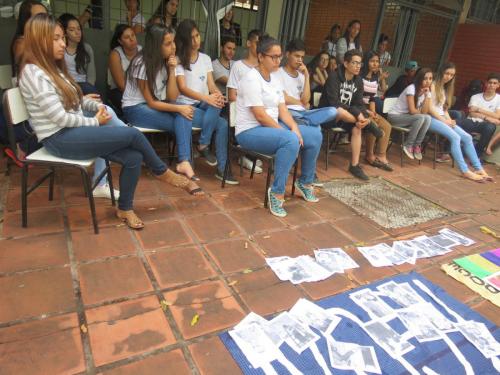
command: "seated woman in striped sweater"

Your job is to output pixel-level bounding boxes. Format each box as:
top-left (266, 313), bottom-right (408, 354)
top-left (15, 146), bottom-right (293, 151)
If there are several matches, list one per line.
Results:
top-left (18, 14), bottom-right (203, 230)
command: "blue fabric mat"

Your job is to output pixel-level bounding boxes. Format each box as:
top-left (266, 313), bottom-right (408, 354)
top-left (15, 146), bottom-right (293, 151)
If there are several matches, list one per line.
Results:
top-left (220, 272), bottom-right (499, 374)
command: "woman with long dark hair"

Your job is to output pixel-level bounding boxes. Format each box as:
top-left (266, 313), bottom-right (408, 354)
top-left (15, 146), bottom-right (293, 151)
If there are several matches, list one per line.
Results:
top-left (108, 24), bottom-right (141, 112)
top-left (175, 19), bottom-right (236, 184)
top-left (361, 51), bottom-right (392, 171)
top-left (121, 0), bottom-right (145, 33)
top-left (59, 13), bottom-right (98, 95)
top-left (427, 63), bottom-right (491, 181)
top-left (307, 51), bottom-right (330, 93)
top-left (235, 36), bottom-right (322, 217)
top-left (19, 14), bottom-right (202, 229)
top-left (149, 0), bottom-right (178, 28)
top-left (220, 8), bottom-right (242, 46)
top-left (321, 23), bottom-right (341, 57)
top-left (10, 0), bottom-right (48, 75)
top-left (122, 23), bottom-right (200, 182)
top-left (388, 68), bottom-right (433, 161)
top-left (336, 19), bottom-right (362, 63)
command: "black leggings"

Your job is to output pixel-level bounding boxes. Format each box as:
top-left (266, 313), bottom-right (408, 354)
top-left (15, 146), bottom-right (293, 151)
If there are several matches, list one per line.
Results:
top-left (458, 119), bottom-right (496, 157)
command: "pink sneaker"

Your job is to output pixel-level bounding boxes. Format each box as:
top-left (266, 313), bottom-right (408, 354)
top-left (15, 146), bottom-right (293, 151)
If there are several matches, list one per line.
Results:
top-left (403, 145), bottom-right (415, 160)
top-left (413, 145), bottom-right (423, 160)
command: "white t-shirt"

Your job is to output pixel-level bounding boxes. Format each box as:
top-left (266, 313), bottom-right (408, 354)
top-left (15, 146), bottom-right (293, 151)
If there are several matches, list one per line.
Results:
top-left (389, 84), bottom-right (428, 115)
top-left (212, 58), bottom-right (233, 93)
top-left (122, 56), bottom-right (168, 108)
top-left (236, 68), bottom-right (285, 135)
top-left (65, 50), bottom-right (87, 83)
top-left (120, 12), bottom-right (145, 27)
top-left (276, 67), bottom-right (306, 111)
top-left (227, 59), bottom-right (255, 91)
top-left (468, 93), bottom-right (500, 123)
top-left (108, 45), bottom-right (142, 89)
top-left (175, 52), bottom-right (213, 105)
top-left (431, 90), bottom-right (446, 117)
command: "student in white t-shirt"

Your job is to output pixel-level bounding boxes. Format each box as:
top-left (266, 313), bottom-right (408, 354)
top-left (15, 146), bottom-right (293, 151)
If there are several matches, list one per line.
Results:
top-left (108, 24), bottom-right (142, 113)
top-left (459, 72), bottom-right (500, 157)
top-left (226, 29), bottom-right (264, 173)
top-left (278, 39), bottom-right (338, 186)
top-left (212, 36), bottom-right (236, 93)
top-left (122, 24), bottom-right (203, 190)
top-left (427, 63), bottom-right (491, 182)
top-left (236, 36), bottom-right (322, 218)
top-left (121, 0), bottom-right (145, 34)
top-left (175, 19), bottom-right (237, 184)
top-left (388, 68), bottom-right (433, 161)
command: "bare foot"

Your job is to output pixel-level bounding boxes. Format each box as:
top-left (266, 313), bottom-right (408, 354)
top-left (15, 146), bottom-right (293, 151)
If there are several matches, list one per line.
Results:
top-left (176, 160), bottom-right (196, 180)
top-left (485, 147), bottom-right (493, 156)
top-left (462, 170), bottom-right (485, 182)
top-left (475, 169), bottom-right (494, 181)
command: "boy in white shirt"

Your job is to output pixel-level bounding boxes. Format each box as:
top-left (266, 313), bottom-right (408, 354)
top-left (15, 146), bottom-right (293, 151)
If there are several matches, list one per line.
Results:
top-left (277, 39), bottom-right (338, 185)
top-left (459, 73), bottom-right (500, 157)
top-left (212, 36), bottom-right (236, 93)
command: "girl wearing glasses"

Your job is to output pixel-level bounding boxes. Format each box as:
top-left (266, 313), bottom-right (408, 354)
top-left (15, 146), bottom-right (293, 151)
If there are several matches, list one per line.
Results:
top-left (235, 36), bottom-right (322, 217)
top-left (175, 19), bottom-right (237, 184)
top-left (427, 63), bottom-right (491, 182)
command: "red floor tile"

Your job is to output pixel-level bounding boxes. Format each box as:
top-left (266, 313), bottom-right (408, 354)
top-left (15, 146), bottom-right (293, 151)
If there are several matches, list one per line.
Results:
top-left (204, 239), bottom-right (266, 274)
top-left (5, 186), bottom-right (62, 212)
top-left (298, 222), bottom-right (352, 249)
top-left (2, 207), bottom-right (65, 238)
top-left (72, 226), bottom-right (136, 262)
top-left (0, 233), bottom-right (68, 273)
top-left (86, 296), bottom-right (175, 367)
top-left (164, 280), bottom-right (245, 339)
top-left (185, 213), bottom-right (242, 243)
top-left (231, 268), bottom-right (304, 316)
top-left (211, 190), bottom-right (259, 210)
top-left (228, 207), bottom-right (286, 234)
top-left (147, 246), bottom-right (216, 288)
top-left (170, 195), bottom-right (221, 216)
top-left (66, 205), bottom-right (119, 231)
top-left (189, 336), bottom-right (241, 375)
top-left (101, 349), bottom-right (191, 375)
top-left (79, 257), bottom-right (153, 306)
top-left (0, 267), bottom-right (75, 323)
top-left (254, 229), bottom-right (311, 257)
top-left (0, 313), bottom-right (85, 374)
top-left (135, 219), bottom-right (193, 250)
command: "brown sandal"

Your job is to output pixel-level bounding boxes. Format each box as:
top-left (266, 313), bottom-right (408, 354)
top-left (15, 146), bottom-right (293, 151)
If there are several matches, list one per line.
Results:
top-left (116, 209), bottom-right (145, 230)
top-left (156, 169), bottom-right (205, 196)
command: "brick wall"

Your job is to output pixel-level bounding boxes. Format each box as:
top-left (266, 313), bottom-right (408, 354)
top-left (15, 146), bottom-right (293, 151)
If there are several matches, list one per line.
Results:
top-left (448, 24), bottom-right (500, 94)
top-left (304, 0), bottom-right (381, 55)
top-left (304, 0), bottom-right (452, 71)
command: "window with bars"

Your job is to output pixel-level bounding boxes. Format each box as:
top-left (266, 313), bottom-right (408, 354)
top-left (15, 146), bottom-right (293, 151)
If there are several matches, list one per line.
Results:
top-left (49, 0), bottom-right (258, 44)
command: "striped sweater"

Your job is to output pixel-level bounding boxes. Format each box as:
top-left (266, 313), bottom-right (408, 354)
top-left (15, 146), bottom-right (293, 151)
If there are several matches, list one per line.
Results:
top-left (19, 64), bottom-right (100, 142)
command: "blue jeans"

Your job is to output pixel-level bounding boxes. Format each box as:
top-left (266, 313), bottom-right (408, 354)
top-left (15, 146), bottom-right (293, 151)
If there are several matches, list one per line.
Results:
top-left (43, 126), bottom-right (166, 211)
top-left (289, 107), bottom-right (337, 126)
top-left (78, 82), bottom-right (99, 95)
top-left (429, 118), bottom-right (482, 173)
top-left (192, 102), bottom-right (228, 172)
top-left (236, 123), bottom-right (322, 194)
top-left (84, 106), bottom-right (127, 187)
top-left (123, 103), bottom-right (193, 163)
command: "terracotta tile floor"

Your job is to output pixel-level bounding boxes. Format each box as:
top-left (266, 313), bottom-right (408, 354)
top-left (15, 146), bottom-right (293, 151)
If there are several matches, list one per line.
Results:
top-left (0, 149), bottom-right (499, 374)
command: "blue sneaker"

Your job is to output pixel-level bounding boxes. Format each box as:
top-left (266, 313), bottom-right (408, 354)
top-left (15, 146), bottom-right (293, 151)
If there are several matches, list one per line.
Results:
top-left (294, 181), bottom-right (319, 203)
top-left (267, 188), bottom-right (287, 217)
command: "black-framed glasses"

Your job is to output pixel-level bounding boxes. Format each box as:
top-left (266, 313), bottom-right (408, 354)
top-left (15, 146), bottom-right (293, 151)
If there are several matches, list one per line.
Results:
top-left (263, 53), bottom-right (282, 62)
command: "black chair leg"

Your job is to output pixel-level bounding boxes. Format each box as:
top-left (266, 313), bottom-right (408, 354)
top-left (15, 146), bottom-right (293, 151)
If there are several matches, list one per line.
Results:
top-left (264, 163), bottom-right (273, 208)
top-left (400, 133), bottom-right (405, 167)
top-left (291, 161), bottom-right (298, 197)
top-left (433, 134), bottom-right (437, 170)
top-left (325, 130), bottom-right (330, 170)
top-left (21, 164), bottom-right (28, 228)
top-left (106, 160), bottom-right (116, 207)
top-left (250, 159), bottom-right (257, 179)
top-left (81, 169), bottom-right (99, 234)
top-left (48, 167), bottom-right (55, 201)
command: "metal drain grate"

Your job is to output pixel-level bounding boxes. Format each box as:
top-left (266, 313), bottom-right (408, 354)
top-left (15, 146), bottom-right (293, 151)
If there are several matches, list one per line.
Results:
top-left (323, 178), bottom-right (452, 229)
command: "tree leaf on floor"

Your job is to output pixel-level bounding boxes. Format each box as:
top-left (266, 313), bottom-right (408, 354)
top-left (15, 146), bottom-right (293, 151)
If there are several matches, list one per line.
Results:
top-left (190, 313), bottom-right (200, 326)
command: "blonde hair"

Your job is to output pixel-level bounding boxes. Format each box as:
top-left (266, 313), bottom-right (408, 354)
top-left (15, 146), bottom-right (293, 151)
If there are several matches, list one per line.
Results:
top-left (20, 13), bottom-right (82, 111)
top-left (434, 62), bottom-right (456, 110)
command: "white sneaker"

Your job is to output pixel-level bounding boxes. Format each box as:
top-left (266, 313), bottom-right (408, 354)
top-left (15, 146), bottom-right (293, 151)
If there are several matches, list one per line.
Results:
top-left (239, 156), bottom-right (263, 174)
top-left (93, 184), bottom-right (120, 200)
